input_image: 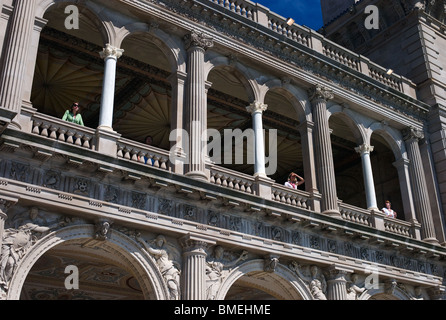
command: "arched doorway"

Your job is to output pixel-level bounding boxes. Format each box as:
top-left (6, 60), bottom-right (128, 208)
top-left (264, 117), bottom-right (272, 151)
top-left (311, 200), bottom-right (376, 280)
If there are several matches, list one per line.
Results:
top-left (7, 224), bottom-right (167, 300)
top-left (21, 240), bottom-right (144, 300)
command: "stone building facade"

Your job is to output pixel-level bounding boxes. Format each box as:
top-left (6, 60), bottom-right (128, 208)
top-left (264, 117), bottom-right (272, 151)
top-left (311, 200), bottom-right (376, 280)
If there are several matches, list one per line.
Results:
top-left (0, 0), bottom-right (445, 300)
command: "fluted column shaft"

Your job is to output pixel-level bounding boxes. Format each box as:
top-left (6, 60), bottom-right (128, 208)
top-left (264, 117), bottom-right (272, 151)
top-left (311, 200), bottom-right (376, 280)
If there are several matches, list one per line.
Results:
top-left (0, 0), bottom-right (37, 116)
top-left (180, 236), bottom-right (214, 300)
top-left (403, 127), bottom-right (437, 243)
top-left (246, 102), bottom-right (267, 177)
top-left (355, 144), bottom-right (378, 210)
top-left (326, 268), bottom-right (349, 300)
top-left (309, 85), bottom-right (339, 216)
top-left (98, 44), bottom-right (124, 130)
top-left (184, 31), bottom-right (213, 180)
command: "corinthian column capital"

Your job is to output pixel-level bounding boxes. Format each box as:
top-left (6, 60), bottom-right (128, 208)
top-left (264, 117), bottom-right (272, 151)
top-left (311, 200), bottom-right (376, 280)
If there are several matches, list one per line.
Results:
top-left (184, 31), bottom-right (214, 51)
top-left (308, 84), bottom-right (334, 103)
top-left (402, 126), bottom-right (424, 142)
top-left (99, 44), bottom-right (124, 60)
top-left (246, 101), bottom-right (268, 115)
top-left (355, 144), bottom-right (374, 155)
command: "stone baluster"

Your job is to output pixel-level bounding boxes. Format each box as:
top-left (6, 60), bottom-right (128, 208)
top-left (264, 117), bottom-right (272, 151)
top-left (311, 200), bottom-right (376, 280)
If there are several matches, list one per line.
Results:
top-left (183, 31), bottom-right (213, 181)
top-left (308, 85), bottom-right (340, 217)
top-left (403, 127), bottom-right (438, 243)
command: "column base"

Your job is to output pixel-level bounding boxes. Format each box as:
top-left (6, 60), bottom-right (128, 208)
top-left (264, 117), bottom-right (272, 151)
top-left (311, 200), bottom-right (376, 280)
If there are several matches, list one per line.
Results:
top-left (185, 171), bottom-right (208, 182)
top-left (423, 237), bottom-right (440, 245)
top-left (322, 209), bottom-right (341, 218)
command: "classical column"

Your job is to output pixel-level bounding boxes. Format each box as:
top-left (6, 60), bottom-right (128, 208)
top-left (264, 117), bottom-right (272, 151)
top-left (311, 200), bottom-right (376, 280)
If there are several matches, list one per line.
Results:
top-left (403, 127), bottom-right (438, 243)
top-left (180, 234), bottom-right (215, 300)
top-left (183, 31), bottom-right (213, 181)
top-left (0, 0), bottom-right (37, 126)
top-left (326, 265), bottom-right (350, 300)
top-left (98, 44), bottom-right (124, 130)
top-left (246, 101), bottom-right (268, 177)
top-left (355, 144), bottom-right (378, 210)
top-left (308, 85), bottom-right (339, 217)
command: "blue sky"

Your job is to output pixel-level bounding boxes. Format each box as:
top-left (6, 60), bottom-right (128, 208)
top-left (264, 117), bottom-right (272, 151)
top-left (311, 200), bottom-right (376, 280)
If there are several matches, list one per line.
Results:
top-left (255, 0), bottom-right (323, 30)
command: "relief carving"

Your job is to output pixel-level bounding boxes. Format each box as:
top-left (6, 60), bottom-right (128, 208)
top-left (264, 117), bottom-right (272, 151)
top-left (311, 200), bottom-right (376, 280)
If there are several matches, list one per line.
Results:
top-left (0, 209), bottom-right (65, 293)
top-left (136, 234), bottom-right (181, 300)
top-left (205, 246), bottom-right (248, 300)
top-left (289, 262), bottom-right (327, 300)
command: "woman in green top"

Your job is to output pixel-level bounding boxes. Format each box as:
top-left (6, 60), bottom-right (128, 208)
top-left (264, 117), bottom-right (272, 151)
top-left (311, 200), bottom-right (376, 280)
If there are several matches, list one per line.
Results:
top-left (62, 102), bottom-right (84, 126)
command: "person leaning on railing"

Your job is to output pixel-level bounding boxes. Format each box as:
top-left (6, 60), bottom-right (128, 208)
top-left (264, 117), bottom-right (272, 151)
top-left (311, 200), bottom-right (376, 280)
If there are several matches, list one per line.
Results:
top-left (284, 172), bottom-right (305, 189)
top-left (62, 102), bottom-right (84, 126)
top-left (382, 200), bottom-right (397, 218)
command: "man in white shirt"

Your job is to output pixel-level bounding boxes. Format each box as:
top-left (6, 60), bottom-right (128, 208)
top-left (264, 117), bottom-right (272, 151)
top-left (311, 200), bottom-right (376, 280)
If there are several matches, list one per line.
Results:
top-left (382, 200), bottom-right (397, 218)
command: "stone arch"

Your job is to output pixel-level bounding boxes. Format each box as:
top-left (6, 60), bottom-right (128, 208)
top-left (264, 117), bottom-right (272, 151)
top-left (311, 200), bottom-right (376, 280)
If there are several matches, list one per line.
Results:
top-left (215, 259), bottom-right (312, 300)
top-left (118, 24), bottom-right (186, 74)
top-left (368, 121), bottom-right (407, 161)
top-left (7, 224), bottom-right (168, 300)
top-left (263, 79), bottom-right (311, 124)
top-left (205, 55), bottom-right (257, 102)
top-left (358, 285), bottom-right (411, 300)
top-left (327, 104), bottom-right (366, 145)
top-left (36, 0), bottom-right (111, 45)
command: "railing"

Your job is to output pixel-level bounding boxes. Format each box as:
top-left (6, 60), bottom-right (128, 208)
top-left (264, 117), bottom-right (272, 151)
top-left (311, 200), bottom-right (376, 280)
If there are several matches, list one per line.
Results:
top-left (210, 165), bottom-right (254, 195)
top-left (271, 183), bottom-right (311, 210)
top-left (116, 138), bottom-right (170, 171)
top-left (369, 62), bottom-right (402, 91)
top-left (322, 39), bottom-right (360, 71)
top-left (208, 0), bottom-right (256, 21)
top-left (384, 218), bottom-right (412, 238)
top-left (267, 14), bottom-right (311, 47)
top-left (31, 113), bottom-right (95, 150)
top-left (339, 202), bottom-right (372, 227)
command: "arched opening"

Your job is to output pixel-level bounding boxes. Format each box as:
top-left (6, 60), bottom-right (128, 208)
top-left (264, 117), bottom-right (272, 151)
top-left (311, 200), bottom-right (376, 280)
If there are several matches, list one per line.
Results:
top-left (329, 114), bottom-right (365, 208)
top-left (370, 132), bottom-right (404, 220)
top-left (31, 3), bottom-right (107, 126)
top-left (206, 65), bottom-right (254, 174)
top-left (264, 89), bottom-right (302, 184)
top-left (112, 32), bottom-right (173, 150)
top-left (215, 260), bottom-right (310, 300)
top-left (20, 240), bottom-right (145, 300)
